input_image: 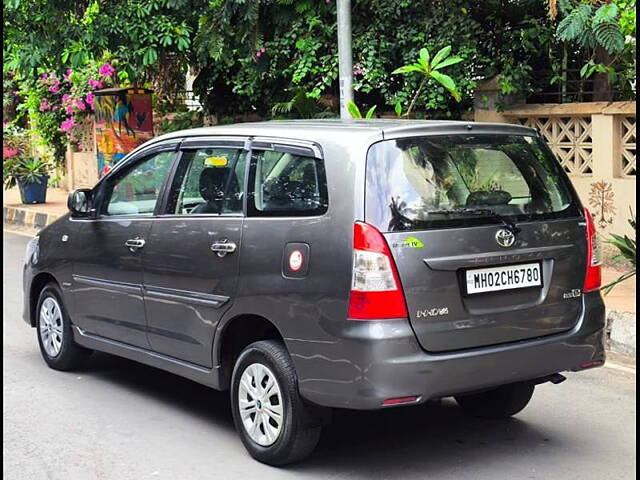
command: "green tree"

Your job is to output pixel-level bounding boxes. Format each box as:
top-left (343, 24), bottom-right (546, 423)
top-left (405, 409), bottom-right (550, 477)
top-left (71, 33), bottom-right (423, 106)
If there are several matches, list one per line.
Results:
top-left (551, 0), bottom-right (636, 100)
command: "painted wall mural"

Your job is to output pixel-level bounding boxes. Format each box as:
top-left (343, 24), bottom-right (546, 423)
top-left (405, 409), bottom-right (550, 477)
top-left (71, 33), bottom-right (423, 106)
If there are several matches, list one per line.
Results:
top-left (588, 180), bottom-right (617, 230)
top-left (94, 88), bottom-right (154, 177)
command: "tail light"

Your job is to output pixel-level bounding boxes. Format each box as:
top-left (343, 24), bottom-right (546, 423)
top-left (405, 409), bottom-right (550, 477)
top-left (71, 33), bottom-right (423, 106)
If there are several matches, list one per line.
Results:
top-left (347, 222), bottom-right (408, 320)
top-left (583, 208), bottom-right (602, 292)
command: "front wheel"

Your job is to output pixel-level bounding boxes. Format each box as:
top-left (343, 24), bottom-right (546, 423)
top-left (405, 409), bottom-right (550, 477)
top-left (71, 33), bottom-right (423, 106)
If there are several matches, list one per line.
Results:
top-left (230, 340), bottom-right (322, 466)
top-left (36, 283), bottom-right (91, 371)
top-left (454, 382), bottom-right (535, 419)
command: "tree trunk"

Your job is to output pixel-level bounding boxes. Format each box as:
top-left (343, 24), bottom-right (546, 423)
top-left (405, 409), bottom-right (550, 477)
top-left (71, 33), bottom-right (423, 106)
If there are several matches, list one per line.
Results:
top-left (592, 46), bottom-right (614, 102)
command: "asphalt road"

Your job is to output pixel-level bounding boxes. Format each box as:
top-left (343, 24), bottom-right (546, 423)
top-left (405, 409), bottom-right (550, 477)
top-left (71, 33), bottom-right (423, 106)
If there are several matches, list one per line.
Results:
top-left (3, 231), bottom-right (637, 480)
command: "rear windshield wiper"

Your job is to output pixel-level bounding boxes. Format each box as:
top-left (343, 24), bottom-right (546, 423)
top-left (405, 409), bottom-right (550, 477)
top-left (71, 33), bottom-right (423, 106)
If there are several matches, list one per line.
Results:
top-left (428, 208), bottom-right (521, 234)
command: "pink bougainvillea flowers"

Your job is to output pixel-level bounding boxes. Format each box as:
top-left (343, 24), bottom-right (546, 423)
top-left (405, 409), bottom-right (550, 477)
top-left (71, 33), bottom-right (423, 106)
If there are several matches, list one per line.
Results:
top-left (256, 47), bottom-right (267, 58)
top-left (48, 82), bottom-right (61, 94)
top-left (63, 69), bottom-right (73, 82)
top-left (88, 78), bottom-right (104, 89)
top-left (3, 146), bottom-right (19, 159)
top-left (39, 99), bottom-right (51, 111)
top-left (85, 92), bottom-right (94, 108)
top-left (98, 62), bottom-right (115, 77)
top-left (60, 117), bottom-right (76, 133)
top-left (75, 98), bottom-right (86, 111)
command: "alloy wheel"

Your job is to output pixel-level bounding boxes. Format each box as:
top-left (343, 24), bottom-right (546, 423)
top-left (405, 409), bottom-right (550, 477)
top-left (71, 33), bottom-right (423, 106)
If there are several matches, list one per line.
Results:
top-left (39, 297), bottom-right (63, 357)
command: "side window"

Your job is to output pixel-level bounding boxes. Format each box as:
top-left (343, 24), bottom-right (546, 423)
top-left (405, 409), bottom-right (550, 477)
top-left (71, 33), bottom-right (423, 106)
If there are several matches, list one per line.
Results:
top-left (166, 147), bottom-right (246, 215)
top-left (250, 150), bottom-right (328, 216)
top-left (104, 151), bottom-right (174, 216)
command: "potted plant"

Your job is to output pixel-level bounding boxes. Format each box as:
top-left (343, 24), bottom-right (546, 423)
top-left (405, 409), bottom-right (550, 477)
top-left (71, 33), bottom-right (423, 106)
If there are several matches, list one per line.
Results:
top-left (3, 124), bottom-right (52, 204)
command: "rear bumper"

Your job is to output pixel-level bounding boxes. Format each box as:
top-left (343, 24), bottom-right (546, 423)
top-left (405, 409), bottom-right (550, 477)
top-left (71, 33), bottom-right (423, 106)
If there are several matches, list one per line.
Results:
top-left (291, 292), bottom-right (606, 410)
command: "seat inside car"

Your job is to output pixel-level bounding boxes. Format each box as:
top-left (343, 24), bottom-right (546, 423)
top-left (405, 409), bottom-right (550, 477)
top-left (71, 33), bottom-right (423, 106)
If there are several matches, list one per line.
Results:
top-left (191, 168), bottom-right (228, 214)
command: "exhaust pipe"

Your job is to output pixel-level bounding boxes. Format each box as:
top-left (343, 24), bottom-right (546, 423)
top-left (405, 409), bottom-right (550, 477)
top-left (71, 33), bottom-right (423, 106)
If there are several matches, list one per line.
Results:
top-left (531, 373), bottom-right (566, 386)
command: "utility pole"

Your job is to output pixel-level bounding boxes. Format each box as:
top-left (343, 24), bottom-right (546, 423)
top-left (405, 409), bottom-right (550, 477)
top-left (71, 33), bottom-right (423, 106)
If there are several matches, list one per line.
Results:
top-left (336, 0), bottom-right (353, 119)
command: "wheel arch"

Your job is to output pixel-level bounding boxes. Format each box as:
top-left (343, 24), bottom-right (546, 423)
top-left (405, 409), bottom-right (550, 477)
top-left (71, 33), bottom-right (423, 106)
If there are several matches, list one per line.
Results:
top-left (214, 313), bottom-right (286, 391)
top-left (28, 272), bottom-right (59, 327)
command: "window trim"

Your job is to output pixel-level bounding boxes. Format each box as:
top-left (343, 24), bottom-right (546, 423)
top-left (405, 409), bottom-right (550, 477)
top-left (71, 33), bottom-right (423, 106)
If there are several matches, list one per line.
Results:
top-left (246, 145), bottom-right (329, 218)
top-left (93, 143), bottom-right (181, 220)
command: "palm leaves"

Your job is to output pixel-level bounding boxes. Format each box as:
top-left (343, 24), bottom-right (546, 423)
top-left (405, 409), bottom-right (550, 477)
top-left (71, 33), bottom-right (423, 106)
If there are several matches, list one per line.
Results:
top-left (271, 90), bottom-right (333, 119)
top-left (391, 45), bottom-right (463, 116)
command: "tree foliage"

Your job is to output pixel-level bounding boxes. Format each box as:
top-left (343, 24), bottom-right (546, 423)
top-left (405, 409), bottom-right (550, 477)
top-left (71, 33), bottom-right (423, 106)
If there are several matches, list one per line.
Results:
top-left (3, 0), bottom-right (637, 124)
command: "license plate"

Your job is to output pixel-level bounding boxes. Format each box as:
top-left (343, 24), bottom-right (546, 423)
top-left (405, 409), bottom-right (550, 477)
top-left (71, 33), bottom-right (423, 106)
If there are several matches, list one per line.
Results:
top-left (465, 262), bottom-right (542, 294)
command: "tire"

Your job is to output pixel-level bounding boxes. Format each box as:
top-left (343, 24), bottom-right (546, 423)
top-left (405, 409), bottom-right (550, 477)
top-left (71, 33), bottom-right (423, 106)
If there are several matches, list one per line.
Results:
top-left (230, 340), bottom-right (322, 466)
top-left (454, 382), bottom-right (535, 419)
top-left (36, 283), bottom-right (91, 371)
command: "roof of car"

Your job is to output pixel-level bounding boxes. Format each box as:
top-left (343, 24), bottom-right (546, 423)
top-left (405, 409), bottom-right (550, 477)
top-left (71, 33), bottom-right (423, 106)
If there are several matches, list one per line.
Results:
top-left (151, 119), bottom-right (537, 145)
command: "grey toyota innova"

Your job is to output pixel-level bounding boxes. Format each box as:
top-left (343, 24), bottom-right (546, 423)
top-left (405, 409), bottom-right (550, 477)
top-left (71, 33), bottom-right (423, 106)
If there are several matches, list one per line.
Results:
top-left (23, 120), bottom-right (606, 465)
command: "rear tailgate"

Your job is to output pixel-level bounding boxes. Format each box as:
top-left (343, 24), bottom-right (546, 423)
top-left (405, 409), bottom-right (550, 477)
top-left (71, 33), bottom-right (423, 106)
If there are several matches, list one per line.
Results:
top-left (365, 131), bottom-right (587, 352)
top-left (385, 219), bottom-right (587, 352)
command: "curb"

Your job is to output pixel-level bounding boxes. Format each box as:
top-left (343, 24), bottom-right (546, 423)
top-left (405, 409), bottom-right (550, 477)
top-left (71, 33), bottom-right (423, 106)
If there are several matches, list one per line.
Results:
top-left (606, 310), bottom-right (636, 357)
top-left (3, 206), bottom-right (61, 231)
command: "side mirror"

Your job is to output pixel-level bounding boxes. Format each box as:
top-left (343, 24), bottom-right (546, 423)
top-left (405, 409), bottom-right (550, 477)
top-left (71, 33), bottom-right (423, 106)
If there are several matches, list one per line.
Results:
top-left (67, 189), bottom-right (95, 217)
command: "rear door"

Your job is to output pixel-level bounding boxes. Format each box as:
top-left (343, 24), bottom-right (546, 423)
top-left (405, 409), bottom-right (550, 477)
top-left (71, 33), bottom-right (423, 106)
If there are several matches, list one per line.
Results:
top-left (365, 133), bottom-right (586, 352)
top-left (141, 139), bottom-right (247, 367)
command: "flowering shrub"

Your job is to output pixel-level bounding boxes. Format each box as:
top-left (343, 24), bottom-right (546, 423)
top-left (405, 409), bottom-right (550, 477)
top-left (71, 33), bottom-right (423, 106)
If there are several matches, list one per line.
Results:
top-left (2, 123), bottom-right (53, 189)
top-left (16, 57), bottom-right (119, 166)
top-left (2, 123), bottom-right (31, 162)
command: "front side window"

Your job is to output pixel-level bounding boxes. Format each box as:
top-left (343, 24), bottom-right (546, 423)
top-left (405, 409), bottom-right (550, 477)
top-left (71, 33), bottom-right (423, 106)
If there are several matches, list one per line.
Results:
top-left (104, 151), bottom-right (174, 216)
top-left (166, 147), bottom-right (246, 215)
top-left (250, 150), bottom-right (328, 216)
top-left (366, 134), bottom-right (580, 231)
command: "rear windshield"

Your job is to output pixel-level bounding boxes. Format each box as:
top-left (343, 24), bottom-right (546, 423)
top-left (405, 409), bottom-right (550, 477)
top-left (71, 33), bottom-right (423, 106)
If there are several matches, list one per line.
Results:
top-left (366, 134), bottom-right (580, 232)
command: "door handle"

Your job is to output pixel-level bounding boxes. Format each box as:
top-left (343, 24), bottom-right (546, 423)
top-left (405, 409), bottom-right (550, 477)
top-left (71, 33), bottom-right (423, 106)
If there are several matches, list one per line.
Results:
top-left (210, 240), bottom-right (237, 257)
top-left (125, 238), bottom-right (146, 252)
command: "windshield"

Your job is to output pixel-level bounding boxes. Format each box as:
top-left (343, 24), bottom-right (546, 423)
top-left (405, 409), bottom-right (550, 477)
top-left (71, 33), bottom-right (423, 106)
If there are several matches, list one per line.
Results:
top-left (365, 134), bottom-right (580, 232)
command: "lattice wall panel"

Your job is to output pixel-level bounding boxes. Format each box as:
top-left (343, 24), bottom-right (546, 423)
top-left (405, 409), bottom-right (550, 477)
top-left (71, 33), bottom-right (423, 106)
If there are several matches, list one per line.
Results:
top-left (621, 116), bottom-right (636, 177)
top-left (517, 116), bottom-right (593, 175)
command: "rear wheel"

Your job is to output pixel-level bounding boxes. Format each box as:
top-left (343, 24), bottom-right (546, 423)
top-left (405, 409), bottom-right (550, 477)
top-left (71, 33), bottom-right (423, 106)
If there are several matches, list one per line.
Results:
top-left (454, 382), bottom-right (535, 419)
top-left (230, 340), bottom-right (322, 466)
top-left (36, 283), bottom-right (91, 371)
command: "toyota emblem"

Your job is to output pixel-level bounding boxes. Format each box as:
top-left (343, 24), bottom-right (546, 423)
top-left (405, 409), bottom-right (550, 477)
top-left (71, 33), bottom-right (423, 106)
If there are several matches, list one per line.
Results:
top-left (495, 228), bottom-right (516, 248)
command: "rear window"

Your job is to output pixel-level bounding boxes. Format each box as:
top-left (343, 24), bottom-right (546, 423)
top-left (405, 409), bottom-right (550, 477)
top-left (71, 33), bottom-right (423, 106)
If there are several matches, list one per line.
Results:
top-left (366, 134), bottom-right (580, 231)
top-left (248, 150), bottom-right (328, 216)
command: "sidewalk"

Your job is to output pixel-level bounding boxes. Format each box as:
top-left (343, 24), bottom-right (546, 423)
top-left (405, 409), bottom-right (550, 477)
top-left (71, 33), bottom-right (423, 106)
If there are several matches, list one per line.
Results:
top-left (3, 187), bottom-right (68, 230)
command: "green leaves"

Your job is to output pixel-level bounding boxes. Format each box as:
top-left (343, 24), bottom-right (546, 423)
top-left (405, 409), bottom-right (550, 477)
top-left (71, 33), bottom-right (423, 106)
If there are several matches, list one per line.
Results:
top-left (391, 64), bottom-right (424, 75)
top-left (432, 56), bottom-right (464, 71)
top-left (602, 209), bottom-right (636, 295)
top-left (430, 46), bottom-right (452, 69)
top-left (346, 101), bottom-right (362, 119)
top-left (593, 3), bottom-right (619, 24)
top-left (394, 101), bottom-right (402, 118)
top-left (556, 2), bottom-right (625, 54)
top-left (391, 45), bottom-right (464, 113)
top-left (593, 21), bottom-right (625, 53)
top-left (346, 101), bottom-right (377, 119)
top-left (557, 4), bottom-right (593, 41)
top-left (429, 71), bottom-right (461, 101)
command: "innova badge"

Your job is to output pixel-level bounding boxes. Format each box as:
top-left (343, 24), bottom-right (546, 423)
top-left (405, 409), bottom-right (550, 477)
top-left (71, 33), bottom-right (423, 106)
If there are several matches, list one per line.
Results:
top-left (495, 228), bottom-right (516, 248)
